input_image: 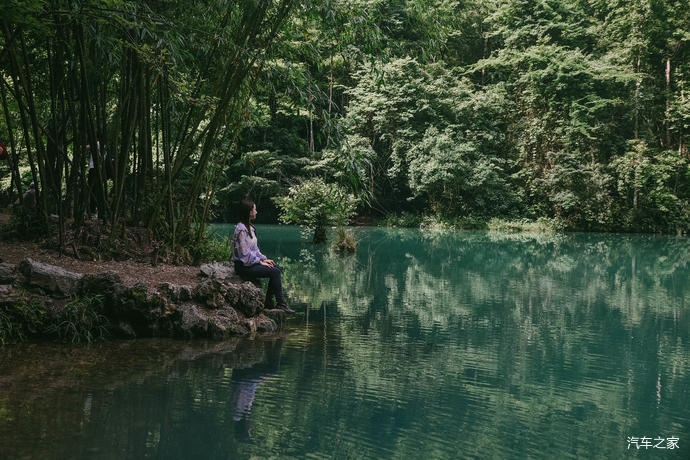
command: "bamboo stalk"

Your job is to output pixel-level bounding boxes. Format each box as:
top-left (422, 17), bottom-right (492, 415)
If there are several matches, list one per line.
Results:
top-left (0, 78), bottom-right (23, 200)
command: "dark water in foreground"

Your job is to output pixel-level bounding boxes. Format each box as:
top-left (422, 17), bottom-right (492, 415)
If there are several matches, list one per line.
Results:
top-left (1, 226), bottom-right (688, 459)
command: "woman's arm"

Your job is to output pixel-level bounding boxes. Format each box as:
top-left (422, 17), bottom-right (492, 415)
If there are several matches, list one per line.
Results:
top-left (251, 226), bottom-right (268, 262)
top-left (234, 228), bottom-right (265, 266)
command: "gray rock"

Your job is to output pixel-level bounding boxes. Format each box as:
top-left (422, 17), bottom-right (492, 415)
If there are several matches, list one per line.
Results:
top-left (193, 278), bottom-right (227, 308)
top-left (8, 258), bottom-right (283, 341)
top-left (199, 261), bottom-right (237, 280)
top-left (227, 281), bottom-right (264, 317)
top-left (77, 272), bottom-right (128, 311)
top-left (0, 284), bottom-right (21, 304)
top-left (177, 302), bottom-right (252, 340)
top-left (0, 263), bottom-right (16, 284)
top-left (117, 321), bottom-right (137, 338)
top-left (18, 258), bottom-right (82, 297)
top-left (157, 282), bottom-right (193, 301)
top-left (242, 315), bottom-right (277, 334)
top-left (208, 308), bottom-right (248, 339)
top-left (130, 282), bottom-right (149, 299)
top-left (178, 303), bottom-right (208, 336)
top-left (254, 314), bottom-right (279, 333)
top-left (178, 285), bottom-right (192, 300)
top-left (116, 285), bottom-right (166, 333)
top-left (78, 271), bottom-right (123, 293)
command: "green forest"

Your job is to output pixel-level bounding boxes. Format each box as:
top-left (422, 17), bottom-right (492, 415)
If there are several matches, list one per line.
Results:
top-left (1, 0), bottom-right (688, 257)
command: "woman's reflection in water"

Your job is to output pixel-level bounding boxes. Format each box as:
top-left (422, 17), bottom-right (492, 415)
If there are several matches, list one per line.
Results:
top-left (229, 339), bottom-right (284, 440)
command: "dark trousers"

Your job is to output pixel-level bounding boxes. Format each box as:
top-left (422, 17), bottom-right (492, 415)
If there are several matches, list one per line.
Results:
top-left (235, 262), bottom-right (286, 304)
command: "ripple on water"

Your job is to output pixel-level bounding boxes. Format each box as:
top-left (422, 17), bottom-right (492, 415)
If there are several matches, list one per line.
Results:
top-left (4, 227), bottom-right (690, 459)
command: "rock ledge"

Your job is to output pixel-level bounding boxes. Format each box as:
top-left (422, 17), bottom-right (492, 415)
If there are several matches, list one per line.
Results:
top-left (0, 258), bottom-right (279, 340)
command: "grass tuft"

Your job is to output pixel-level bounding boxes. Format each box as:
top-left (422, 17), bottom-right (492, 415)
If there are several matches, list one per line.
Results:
top-left (45, 294), bottom-right (109, 344)
top-left (332, 227), bottom-right (357, 253)
top-left (0, 294), bottom-right (46, 344)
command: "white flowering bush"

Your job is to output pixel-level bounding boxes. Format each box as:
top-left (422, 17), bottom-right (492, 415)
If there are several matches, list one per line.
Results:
top-left (274, 178), bottom-right (357, 243)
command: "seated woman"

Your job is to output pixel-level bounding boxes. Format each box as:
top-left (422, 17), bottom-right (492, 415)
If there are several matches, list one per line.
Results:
top-left (232, 199), bottom-right (294, 313)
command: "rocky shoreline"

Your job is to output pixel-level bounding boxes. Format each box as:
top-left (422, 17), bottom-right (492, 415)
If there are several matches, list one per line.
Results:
top-left (0, 259), bottom-right (286, 341)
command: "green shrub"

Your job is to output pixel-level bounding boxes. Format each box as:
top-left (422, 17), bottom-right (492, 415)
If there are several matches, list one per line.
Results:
top-left (413, 215), bottom-right (566, 233)
top-left (46, 294), bottom-right (109, 344)
top-left (451, 216), bottom-right (489, 230)
top-left (487, 217), bottom-right (566, 233)
top-left (332, 227), bottom-right (357, 253)
top-left (419, 215), bottom-right (454, 232)
top-left (274, 178), bottom-right (357, 243)
top-left (0, 295), bottom-right (46, 344)
top-left (1, 205), bottom-right (47, 241)
top-left (419, 215), bottom-right (490, 231)
top-left (1, 293), bottom-right (110, 345)
top-left (195, 230), bottom-right (234, 263)
top-left (379, 212), bottom-right (422, 228)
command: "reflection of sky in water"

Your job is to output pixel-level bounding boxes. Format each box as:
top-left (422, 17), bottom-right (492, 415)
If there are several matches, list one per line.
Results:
top-left (0, 227), bottom-right (688, 459)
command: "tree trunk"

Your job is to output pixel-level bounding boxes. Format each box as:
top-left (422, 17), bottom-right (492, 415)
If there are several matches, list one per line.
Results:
top-left (665, 57), bottom-right (671, 148)
top-left (2, 24), bottom-right (44, 218)
top-left (313, 225), bottom-right (327, 244)
top-left (48, 29), bottom-right (69, 254)
top-left (326, 52), bottom-right (333, 146)
top-left (0, 79), bottom-right (23, 200)
top-left (18, 32), bottom-right (50, 219)
top-left (6, 75), bottom-right (39, 198)
top-left (111, 47), bottom-right (140, 229)
top-left (634, 54), bottom-right (640, 139)
top-left (481, 33), bottom-right (488, 86)
top-left (74, 22), bottom-right (107, 221)
top-left (681, 88), bottom-right (686, 156)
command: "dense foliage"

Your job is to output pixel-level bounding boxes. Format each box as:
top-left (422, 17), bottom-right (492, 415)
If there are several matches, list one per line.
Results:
top-left (225, 0), bottom-right (690, 234)
top-left (1, 0), bottom-right (688, 240)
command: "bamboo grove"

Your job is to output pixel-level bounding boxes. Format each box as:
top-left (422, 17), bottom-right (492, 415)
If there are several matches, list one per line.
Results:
top-left (0, 0), bottom-right (294, 253)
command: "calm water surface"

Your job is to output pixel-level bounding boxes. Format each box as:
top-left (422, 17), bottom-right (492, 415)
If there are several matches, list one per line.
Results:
top-left (1, 226), bottom-right (688, 459)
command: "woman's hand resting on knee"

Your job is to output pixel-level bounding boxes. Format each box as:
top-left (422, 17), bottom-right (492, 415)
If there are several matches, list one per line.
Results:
top-left (260, 258), bottom-right (275, 267)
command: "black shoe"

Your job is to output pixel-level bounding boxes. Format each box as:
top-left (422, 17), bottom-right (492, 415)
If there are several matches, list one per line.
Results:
top-left (276, 302), bottom-right (295, 313)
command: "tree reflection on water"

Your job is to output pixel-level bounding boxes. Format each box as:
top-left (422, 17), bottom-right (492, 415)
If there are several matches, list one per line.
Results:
top-left (1, 227), bottom-right (688, 459)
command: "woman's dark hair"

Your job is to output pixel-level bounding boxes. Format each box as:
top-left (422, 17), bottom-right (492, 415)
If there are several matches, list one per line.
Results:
top-left (238, 199), bottom-right (256, 238)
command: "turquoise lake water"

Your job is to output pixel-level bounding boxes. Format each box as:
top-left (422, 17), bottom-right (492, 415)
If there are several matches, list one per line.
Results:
top-left (1, 226), bottom-right (688, 459)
